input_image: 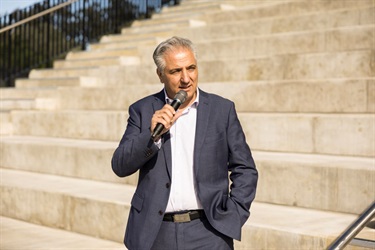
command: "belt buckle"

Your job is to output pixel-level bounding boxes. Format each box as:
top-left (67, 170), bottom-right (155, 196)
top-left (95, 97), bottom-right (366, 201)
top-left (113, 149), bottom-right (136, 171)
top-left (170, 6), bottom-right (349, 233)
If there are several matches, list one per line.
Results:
top-left (173, 212), bottom-right (191, 223)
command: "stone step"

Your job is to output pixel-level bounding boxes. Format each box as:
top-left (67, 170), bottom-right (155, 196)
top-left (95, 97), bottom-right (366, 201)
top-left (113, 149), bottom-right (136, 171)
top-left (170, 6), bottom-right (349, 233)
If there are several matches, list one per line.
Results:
top-left (236, 202), bottom-right (374, 250)
top-left (138, 3), bottom-right (235, 22)
top-left (152, 0), bottom-right (235, 18)
top-left (66, 48), bottom-right (138, 60)
top-left (178, 0), bottom-right (274, 9)
top-left (254, 151), bottom-right (374, 215)
top-left (10, 110), bottom-right (126, 141)
top-left (111, 6), bottom-right (374, 42)
top-left (56, 84), bottom-right (161, 111)
top-left (0, 216), bottom-right (125, 249)
top-left (197, 50), bottom-right (374, 83)
top-left (1, 168), bottom-right (372, 249)
top-left (0, 168), bottom-right (133, 243)
top-left (28, 50), bottom-right (375, 84)
top-left (5, 77), bottom-right (373, 114)
top-left (120, 1), bottom-right (374, 35)
top-left (0, 135), bottom-right (138, 186)
top-left (53, 56), bottom-right (140, 69)
top-left (28, 67), bottom-right (100, 79)
top-left (0, 86), bottom-right (58, 135)
top-left (15, 77), bottom-right (102, 88)
top-left (55, 79), bottom-right (374, 113)
top-left (200, 80), bottom-right (375, 113)
top-left (16, 78), bottom-right (80, 88)
top-left (0, 86), bottom-right (57, 98)
top-left (92, 36), bottom-right (157, 51)
top-left (0, 135), bottom-right (372, 214)
top-left (243, 113), bottom-right (374, 158)
top-left (27, 65), bottom-right (157, 86)
top-left (122, 19), bottom-right (207, 34)
top-left (0, 111), bottom-right (12, 135)
top-left (90, 25), bottom-right (374, 67)
top-left (100, 31), bottom-right (169, 43)
top-left (180, 0), bottom-right (242, 3)
top-left (180, 0), bottom-right (243, 3)
top-left (196, 6), bottom-right (374, 41)
top-left (0, 99), bottom-right (35, 111)
top-left (145, 11), bottom-right (209, 25)
top-left (0, 111), bottom-right (11, 123)
top-left (201, 0), bottom-right (374, 25)
top-left (196, 25), bottom-right (374, 60)
top-left (95, 35), bottom-right (162, 51)
top-left (0, 98), bottom-right (58, 112)
top-left (8, 111), bottom-right (375, 157)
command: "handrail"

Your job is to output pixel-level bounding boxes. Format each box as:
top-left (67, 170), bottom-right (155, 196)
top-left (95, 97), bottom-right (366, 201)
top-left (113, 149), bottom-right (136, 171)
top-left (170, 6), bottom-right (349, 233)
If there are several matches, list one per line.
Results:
top-left (0, 0), bottom-right (79, 33)
top-left (0, 0), bottom-right (179, 87)
top-left (327, 201), bottom-right (375, 250)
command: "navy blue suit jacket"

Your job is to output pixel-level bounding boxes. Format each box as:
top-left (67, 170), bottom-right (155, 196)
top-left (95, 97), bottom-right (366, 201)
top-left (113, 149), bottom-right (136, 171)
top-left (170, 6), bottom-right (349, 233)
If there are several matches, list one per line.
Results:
top-left (112, 89), bottom-right (258, 250)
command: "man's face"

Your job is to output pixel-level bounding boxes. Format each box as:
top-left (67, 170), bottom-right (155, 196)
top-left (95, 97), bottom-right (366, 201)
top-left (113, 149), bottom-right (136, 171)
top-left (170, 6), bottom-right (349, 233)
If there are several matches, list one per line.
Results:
top-left (157, 47), bottom-right (198, 108)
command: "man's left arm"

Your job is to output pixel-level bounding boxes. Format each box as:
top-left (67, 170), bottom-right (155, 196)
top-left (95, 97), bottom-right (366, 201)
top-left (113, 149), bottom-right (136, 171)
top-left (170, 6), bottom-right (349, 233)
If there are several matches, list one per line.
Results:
top-left (227, 103), bottom-right (258, 226)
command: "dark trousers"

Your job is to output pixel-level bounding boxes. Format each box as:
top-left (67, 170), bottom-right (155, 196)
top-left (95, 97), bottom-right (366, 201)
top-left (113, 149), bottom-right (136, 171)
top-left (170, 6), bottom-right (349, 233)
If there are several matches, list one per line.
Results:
top-left (151, 217), bottom-right (234, 250)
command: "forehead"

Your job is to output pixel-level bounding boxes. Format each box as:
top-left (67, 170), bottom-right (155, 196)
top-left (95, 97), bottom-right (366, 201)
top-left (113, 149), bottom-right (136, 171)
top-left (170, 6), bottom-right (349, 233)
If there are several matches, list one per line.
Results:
top-left (163, 47), bottom-right (196, 67)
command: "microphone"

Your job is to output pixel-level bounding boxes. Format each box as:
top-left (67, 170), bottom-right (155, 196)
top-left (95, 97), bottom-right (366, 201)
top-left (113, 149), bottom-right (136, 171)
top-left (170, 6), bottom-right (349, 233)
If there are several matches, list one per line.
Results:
top-left (151, 90), bottom-right (187, 140)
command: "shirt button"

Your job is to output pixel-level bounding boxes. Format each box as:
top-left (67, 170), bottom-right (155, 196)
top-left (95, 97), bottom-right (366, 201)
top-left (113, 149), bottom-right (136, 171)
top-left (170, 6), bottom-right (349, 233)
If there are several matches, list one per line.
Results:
top-left (166, 183), bottom-right (170, 188)
top-left (158, 210), bottom-right (163, 215)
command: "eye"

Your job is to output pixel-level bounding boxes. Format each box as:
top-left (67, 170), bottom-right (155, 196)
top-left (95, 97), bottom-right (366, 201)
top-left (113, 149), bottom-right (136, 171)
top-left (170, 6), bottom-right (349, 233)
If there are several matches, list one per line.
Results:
top-left (170, 69), bottom-right (181, 74)
top-left (187, 65), bottom-right (196, 71)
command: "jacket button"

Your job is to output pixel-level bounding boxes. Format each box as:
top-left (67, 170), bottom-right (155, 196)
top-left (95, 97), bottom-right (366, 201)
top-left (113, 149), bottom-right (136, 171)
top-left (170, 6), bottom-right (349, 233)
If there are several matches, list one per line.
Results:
top-left (158, 210), bottom-right (163, 215)
top-left (144, 149), bottom-right (153, 157)
top-left (166, 183), bottom-right (170, 188)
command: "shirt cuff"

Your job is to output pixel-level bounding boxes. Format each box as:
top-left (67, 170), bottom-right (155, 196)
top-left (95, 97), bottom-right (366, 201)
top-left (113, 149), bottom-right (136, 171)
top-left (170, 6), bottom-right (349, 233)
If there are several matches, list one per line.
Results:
top-left (154, 138), bottom-right (162, 149)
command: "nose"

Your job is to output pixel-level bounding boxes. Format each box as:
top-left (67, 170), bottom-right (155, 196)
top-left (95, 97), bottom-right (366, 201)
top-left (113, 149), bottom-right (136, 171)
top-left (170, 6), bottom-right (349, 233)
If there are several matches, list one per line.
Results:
top-left (180, 69), bottom-right (190, 84)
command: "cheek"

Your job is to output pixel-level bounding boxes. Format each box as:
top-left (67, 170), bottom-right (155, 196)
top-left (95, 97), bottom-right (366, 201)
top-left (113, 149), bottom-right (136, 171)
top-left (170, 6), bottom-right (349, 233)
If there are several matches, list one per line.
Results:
top-left (169, 75), bottom-right (181, 83)
top-left (164, 77), bottom-right (181, 89)
top-left (191, 71), bottom-right (198, 80)
top-left (160, 75), bottom-right (171, 83)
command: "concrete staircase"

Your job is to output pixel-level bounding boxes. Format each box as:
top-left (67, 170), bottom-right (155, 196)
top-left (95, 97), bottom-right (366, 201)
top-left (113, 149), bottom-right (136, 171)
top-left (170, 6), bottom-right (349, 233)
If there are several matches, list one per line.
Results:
top-left (1, 0), bottom-right (374, 249)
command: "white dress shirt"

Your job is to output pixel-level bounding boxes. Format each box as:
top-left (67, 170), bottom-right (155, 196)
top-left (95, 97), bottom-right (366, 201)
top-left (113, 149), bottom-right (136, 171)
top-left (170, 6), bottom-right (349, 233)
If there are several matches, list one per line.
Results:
top-left (165, 89), bottom-right (203, 212)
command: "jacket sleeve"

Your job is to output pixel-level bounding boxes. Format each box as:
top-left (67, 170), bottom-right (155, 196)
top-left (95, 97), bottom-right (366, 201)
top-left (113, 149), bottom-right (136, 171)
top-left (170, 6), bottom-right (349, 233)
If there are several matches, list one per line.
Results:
top-left (227, 103), bottom-right (258, 226)
top-left (111, 104), bottom-right (160, 177)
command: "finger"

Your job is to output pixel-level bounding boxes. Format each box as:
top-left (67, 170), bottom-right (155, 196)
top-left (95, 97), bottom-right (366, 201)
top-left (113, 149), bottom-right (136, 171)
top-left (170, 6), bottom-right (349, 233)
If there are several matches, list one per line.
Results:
top-left (151, 111), bottom-right (173, 131)
top-left (152, 114), bottom-right (167, 127)
top-left (162, 104), bottom-right (176, 117)
top-left (151, 105), bottom-right (177, 132)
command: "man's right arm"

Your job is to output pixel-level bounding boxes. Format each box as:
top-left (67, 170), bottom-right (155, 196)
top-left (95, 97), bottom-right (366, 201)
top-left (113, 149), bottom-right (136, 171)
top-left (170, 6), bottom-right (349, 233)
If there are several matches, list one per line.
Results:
top-left (111, 105), bottom-right (160, 177)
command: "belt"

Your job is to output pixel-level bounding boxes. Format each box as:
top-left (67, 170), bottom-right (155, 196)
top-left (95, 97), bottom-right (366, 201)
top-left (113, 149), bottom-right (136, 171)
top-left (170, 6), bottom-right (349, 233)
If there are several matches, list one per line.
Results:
top-left (163, 210), bottom-right (205, 223)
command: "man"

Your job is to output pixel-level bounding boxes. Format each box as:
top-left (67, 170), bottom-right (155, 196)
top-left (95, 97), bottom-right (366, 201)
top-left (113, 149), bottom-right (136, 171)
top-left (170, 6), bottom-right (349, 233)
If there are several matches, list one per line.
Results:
top-left (112, 36), bottom-right (258, 250)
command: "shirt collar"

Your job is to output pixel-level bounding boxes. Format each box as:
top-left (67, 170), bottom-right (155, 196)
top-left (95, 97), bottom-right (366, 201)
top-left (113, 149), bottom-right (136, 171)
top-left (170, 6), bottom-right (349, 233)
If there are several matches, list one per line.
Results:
top-left (164, 88), bottom-right (200, 108)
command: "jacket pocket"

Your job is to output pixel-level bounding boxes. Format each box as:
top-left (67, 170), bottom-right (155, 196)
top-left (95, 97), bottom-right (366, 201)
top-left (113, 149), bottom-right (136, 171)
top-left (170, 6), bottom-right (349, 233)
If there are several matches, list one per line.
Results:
top-left (131, 192), bottom-right (144, 212)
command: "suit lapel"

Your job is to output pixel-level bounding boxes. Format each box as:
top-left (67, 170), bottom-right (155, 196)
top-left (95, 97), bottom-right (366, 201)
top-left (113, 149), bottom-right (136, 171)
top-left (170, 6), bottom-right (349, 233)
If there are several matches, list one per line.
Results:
top-left (162, 132), bottom-right (172, 179)
top-left (152, 90), bottom-right (173, 179)
top-left (194, 90), bottom-right (210, 174)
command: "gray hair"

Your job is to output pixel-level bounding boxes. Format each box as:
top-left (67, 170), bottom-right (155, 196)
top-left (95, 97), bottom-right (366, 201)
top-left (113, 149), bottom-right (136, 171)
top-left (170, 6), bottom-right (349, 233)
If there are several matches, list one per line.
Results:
top-left (153, 36), bottom-right (197, 74)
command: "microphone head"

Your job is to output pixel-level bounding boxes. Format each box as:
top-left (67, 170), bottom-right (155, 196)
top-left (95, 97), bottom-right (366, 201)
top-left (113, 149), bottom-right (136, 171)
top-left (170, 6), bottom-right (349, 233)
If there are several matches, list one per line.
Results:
top-left (174, 90), bottom-right (187, 104)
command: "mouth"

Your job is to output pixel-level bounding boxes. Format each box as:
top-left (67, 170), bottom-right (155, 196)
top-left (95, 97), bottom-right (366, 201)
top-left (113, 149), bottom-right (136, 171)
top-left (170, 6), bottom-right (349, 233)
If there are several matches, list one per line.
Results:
top-left (179, 85), bottom-right (191, 91)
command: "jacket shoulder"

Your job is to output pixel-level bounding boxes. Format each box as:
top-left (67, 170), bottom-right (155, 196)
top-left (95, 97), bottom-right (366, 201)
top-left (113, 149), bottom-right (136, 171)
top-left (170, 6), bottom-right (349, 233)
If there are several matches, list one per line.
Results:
top-left (130, 90), bottom-right (164, 110)
top-left (200, 89), bottom-right (234, 108)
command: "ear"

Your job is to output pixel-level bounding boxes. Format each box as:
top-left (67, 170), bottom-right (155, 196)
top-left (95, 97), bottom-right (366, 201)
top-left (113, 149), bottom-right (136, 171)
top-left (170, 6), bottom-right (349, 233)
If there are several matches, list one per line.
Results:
top-left (156, 68), bottom-right (163, 83)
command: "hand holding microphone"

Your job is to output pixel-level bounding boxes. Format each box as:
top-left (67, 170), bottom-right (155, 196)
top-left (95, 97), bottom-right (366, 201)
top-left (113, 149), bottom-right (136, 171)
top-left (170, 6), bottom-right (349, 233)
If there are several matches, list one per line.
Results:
top-left (151, 90), bottom-right (187, 140)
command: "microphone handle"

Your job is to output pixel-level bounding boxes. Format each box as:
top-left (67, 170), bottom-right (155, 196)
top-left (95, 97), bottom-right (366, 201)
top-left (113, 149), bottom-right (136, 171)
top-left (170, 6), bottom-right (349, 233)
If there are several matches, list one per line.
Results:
top-left (151, 99), bottom-right (182, 139)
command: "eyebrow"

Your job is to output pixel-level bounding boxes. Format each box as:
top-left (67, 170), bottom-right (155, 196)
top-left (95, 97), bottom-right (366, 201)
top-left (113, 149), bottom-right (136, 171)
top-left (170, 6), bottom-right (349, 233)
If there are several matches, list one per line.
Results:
top-left (168, 64), bottom-right (196, 72)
